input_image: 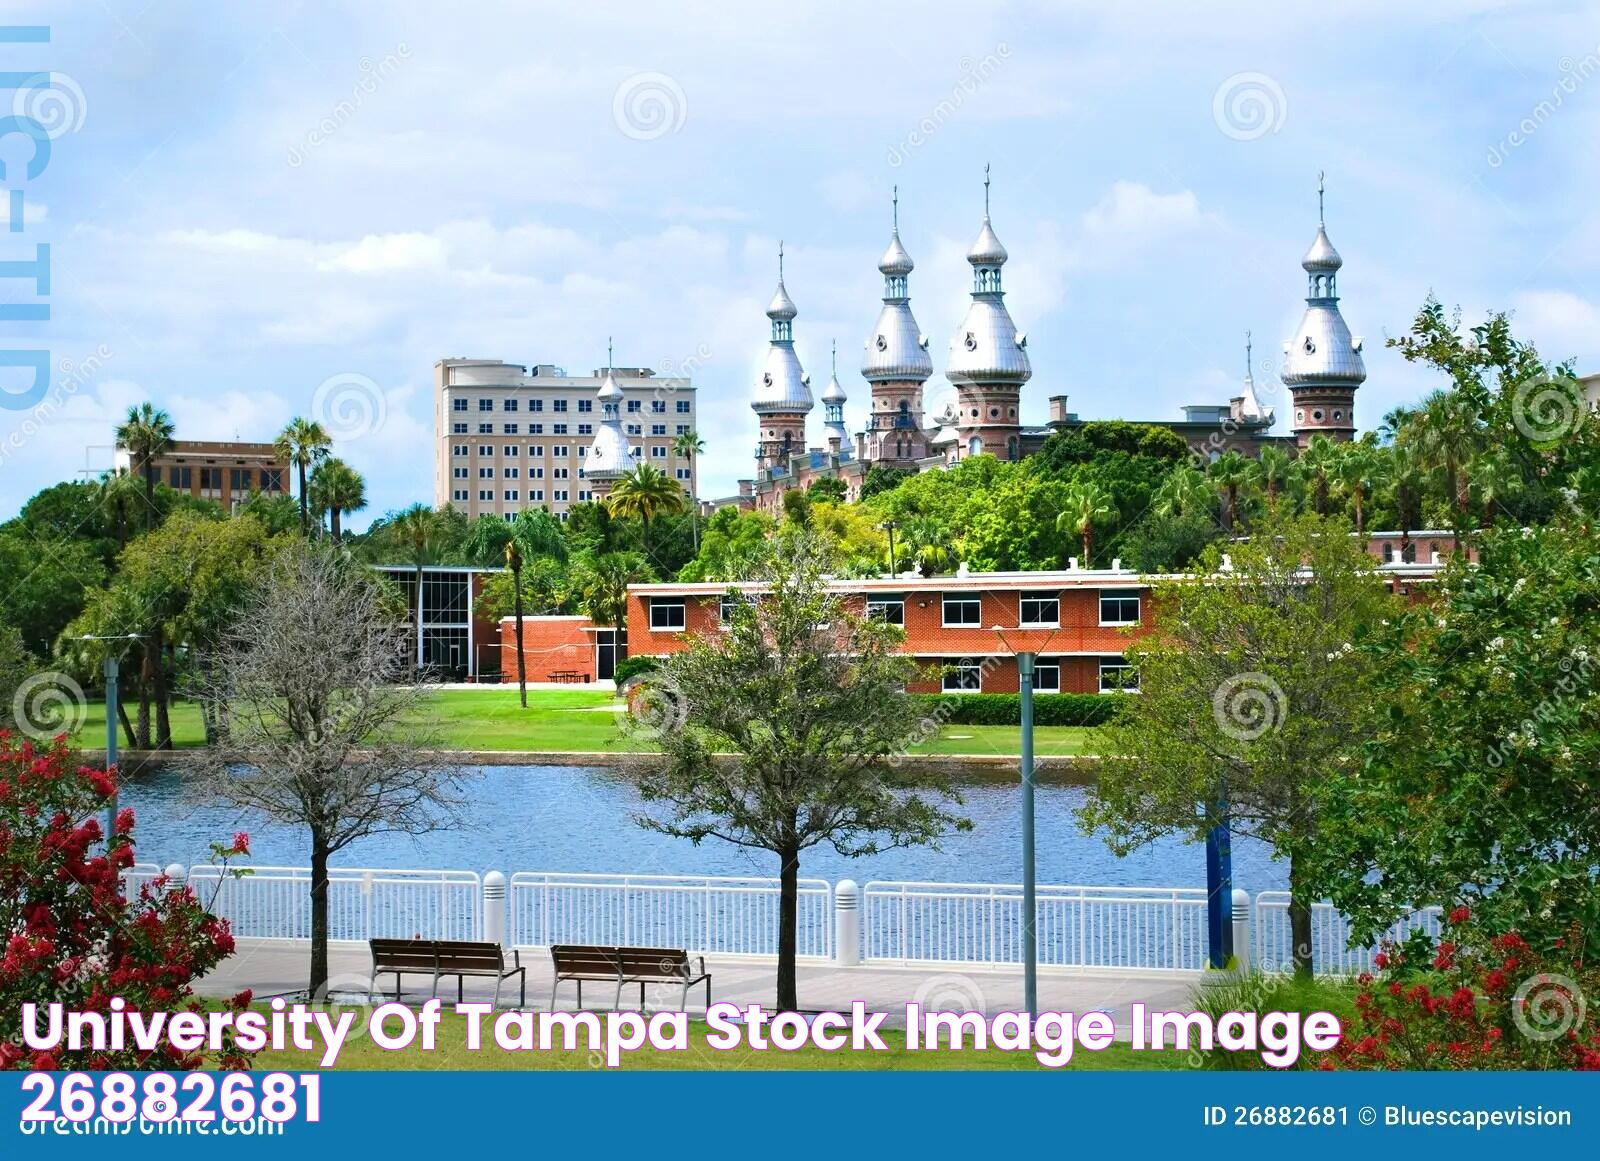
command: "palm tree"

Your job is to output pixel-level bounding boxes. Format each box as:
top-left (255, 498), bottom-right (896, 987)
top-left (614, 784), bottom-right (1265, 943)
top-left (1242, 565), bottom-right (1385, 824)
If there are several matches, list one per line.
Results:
top-left (1331, 443), bottom-right (1384, 536)
top-left (307, 458), bottom-right (366, 545)
top-left (1299, 434), bottom-right (1338, 516)
top-left (576, 552), bottom-right (653, 631)
top-left (673, 430), bottom-right (706, 552)
top-left (1056, 481), bottom-right (1113, 566)
top-left (1155, 461), bottom-right (1211, 520)
top-left (461, 513), bottom-right (515, 568)
top-left (97, 469), bottom-right (145, 552)
top-left (505, 537), bottom-right (529, 707)
top-left (1472, 449), bottom-right (1523, 525)
top-left (1387, 441), bottom-right (1426, 562)
top-left (1256, 445), bottom-right (1294, 508)
top-left (604, 463), bottom-right (689, 564)
top-left (114, 402), bottom-right (175, 531)
top-left (274, 416), bottom-right (333, 535)
top-left (1208, 451), bottom-right (1253, 531)
top-left (390, 504), bottom-right (440, 666)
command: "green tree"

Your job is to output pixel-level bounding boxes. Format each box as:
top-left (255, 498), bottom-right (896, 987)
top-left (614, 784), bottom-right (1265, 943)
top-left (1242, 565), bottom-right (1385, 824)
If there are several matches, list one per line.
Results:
top-left (0, 625), bottom-right (36, 733)
top-left (0, 532), bottom-right (107, 656)
top-left (574, 551), bottom-right (653, 630)
top-left (604, 463), bottom-right (689, 565)
top-left (806, 476), bottom-right (848, 504)
top-left (1308, 521), bottom-right (1600, 947)
top-left (1299, 434), bottom-right (1338, 516)
top-left (1256, 446), bottom-right (1294, 509)
top-left (1057, 480), bottom-right (1113, 565)
top-left (388, 504), bottom-right (441, 657)
top-left (1331, 440), bottom-right (1385, 537)
top-left (1079, 513), bottom-right (1401, 976)
top-left (308, 458), bottom-right (366, 544)
top-left (633, 532), bottom-right (968, 1010)
top-left (673, 430), bottom-right (706, 551)
top-left (1208, 451), bottom-right (1253, 532)
top-left (1155, 461), bottom-right (1212, 520)
top-left (858, 465), bottom-right (915, 501)
top-left (114, 402), bottom-right (175, 532)
top-left (274, 417), bottom-right (333, 536)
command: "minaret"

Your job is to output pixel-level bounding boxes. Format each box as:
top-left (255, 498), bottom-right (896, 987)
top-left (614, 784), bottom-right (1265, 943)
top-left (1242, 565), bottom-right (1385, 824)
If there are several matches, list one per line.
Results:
top-left (1230, 331), bottom-right (1274, 426)
top-left (751, 242), bottom-right (812, 474)
top-left (861, 186), bottom-right (933, 464)
top-left (947, 165), bottom-right (1031, 461)
top-left (584, 338), bottom-right (635, 501)
top-left (1281, 174), bottom-right (1365, 447)
top-left (821, 341), bottom-right (850, 455)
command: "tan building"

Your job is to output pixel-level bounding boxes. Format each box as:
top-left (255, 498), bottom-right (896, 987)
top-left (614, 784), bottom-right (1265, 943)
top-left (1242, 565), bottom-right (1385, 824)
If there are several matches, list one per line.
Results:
top-left (113, 439), bottom-right (288, 511)
top-left (434, 358), bottom-right (696, 521)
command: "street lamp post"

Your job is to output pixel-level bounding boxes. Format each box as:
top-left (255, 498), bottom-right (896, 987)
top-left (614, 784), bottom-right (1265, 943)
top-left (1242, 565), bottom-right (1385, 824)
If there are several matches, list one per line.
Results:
top-left (994, 623), bottom-right (1055, 1019)
top-left (79, 634), bottom-right (139, 850)
top-left (880, 520), bottom-right (899, 578)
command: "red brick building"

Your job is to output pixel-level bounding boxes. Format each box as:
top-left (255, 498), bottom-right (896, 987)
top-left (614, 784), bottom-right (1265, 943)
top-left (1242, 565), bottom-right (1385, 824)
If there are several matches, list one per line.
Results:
top-left (498, 616), bottom-right (624, 684)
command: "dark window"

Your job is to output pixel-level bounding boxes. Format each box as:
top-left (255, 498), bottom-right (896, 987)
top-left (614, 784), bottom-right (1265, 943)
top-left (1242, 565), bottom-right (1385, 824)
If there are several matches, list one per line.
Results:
top-left (649, 599), bottom-right (686, 631)
top-left (942, 595), bottom-right (981, 626)
top-left (1020, 592), bottom-right (1059, 626)
top-left (1099, 593), bottom-right (1141, 626)
top-left (942, 658), bottom-right (983, 693)
top-left (866, 596), bottom-right (904, 625)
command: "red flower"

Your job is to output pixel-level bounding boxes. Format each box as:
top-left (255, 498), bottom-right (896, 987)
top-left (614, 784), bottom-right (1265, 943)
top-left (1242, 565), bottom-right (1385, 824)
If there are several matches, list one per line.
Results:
top-left (1449, 905), bottom-right (1471, 924)
top-left (231, 831), bottom-right (250, 855)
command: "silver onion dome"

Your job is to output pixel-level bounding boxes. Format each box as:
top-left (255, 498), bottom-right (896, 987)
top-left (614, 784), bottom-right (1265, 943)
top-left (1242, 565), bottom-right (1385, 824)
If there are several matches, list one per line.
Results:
top-left (946, 169), bottom-right (1030, 384)
top-left (878, 232), bottom-right (914, 276)
top-left (821, 344), bottom-right (851, 449)
top-left (1236, 334), bottom-right (1273, 423)
top-left (586, 364), bottom-right (635, 477)
top-left (1301, 226), bottom-right (1342, 273)
top-left (863, 194), bottom-right (933, 384)
top-left (1281, 201), bottom-right (1366, 389)
top-left (751, 244), bottom-right (814, 415)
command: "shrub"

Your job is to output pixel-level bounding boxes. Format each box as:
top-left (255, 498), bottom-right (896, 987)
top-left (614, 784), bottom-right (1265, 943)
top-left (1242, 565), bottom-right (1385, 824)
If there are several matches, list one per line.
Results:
top-left (904, 692), bottom-right (1122, 727)
top-left (1329, 908), bottom-right (1600, 1070)
top-left (1187, 972), bottom-right (1359, 1070)
top-left (613, 654), bottom-right (661, 691)
top-left (0, 733), bottom-right (254, 1070)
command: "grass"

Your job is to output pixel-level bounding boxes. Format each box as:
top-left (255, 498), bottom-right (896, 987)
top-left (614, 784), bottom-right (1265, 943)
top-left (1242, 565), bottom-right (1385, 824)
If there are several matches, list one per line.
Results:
top-left (248, 1009), bottom-right (1180, 1072)
top-left (72, 689), bottom-right (1096, 759)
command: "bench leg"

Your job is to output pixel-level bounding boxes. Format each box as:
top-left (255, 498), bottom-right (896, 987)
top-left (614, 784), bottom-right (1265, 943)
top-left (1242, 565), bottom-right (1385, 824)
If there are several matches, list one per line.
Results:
top-left (493, 975), bottom-right (502, 1010)
top-left (367, 969), bottom-right (377, 1005)
top-left (706, 977), bottom-right (711, 1010)
top-left (640, 981), bottom-right (647, 1011)
top-left (520, 969), bottom-right (527, 1008)
top-left (680, 979), bottom-right (690, 1011)
top-left (431, 970), bottom-right (440, 1002)
top-left (577, 979), bottom-right (583, 1009)
top-left (549, 977), bottom-right (561, 1011)
top-left (394, 972), bottom-right (402, 1001)
top-left (458, 975), bottom-right (464, 1004)
top-left (614, 977), bottom-right (624, 1011)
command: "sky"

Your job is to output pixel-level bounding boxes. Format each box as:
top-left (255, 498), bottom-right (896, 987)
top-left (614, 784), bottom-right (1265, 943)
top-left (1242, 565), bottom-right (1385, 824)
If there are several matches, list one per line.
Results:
top-left (4, 0), bottom-right (1600, 525)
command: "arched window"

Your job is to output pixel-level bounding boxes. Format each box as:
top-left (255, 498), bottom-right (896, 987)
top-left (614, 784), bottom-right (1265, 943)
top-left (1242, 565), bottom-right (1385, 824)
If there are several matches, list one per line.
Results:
top-left (968, 436), bottom-right (983, 457)
top-left (1006, 435), bottom-right (1019, 461)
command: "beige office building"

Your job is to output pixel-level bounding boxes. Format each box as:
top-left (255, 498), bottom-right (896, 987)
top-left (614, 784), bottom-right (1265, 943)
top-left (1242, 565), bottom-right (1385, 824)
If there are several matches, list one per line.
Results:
top-left (433, 358), bottom-right (697, 520)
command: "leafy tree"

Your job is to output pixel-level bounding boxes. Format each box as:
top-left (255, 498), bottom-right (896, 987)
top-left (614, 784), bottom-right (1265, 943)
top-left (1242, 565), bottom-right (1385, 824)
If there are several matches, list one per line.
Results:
top-left (806, 476), bottom-right (848, 504)
top-left (574, 551), bottom-right (654, 629)
top-left (1331, 439), bottom-right (1385, 537)
top-left (1119, 511), bottom-right (1217, 573)
top-left (676, 507), bottom-right (775, 582)
top-left (1079, 513), bottom-right (1401, 976)
top-left (605, 463), bottom-right (689, 567)
top-left (1208, 451), bottom-right (1253, 532)
top-left (1058, 480), bottom-right (1113, 565)
top-left (781, 488), bottom-right (812, 528)
top-left (1299, 435), bottom-right (1338, 516)
top-left (858, 465), bottom-right (915, 501)
top-left (0, 625), bottom-right (36, 733)
top-left (673, 430), bottom-right (706, 551)
top-left (274, 416), bottom-right (333, 536)
top-left (387, 503), bottom-right (441, 647)
top-left (114, 402), bottom-right (175, 531)
top-left (633, 532), bottom-right (968, 1009)
top-left (193, 544), bottom-right (460, 994)
top-left (1256, 446), bottom-right (1294, 509)
top-left (308, 457), bottom-right (366, 544)
top-left (1155, 461), bottom-right (1212, 520)
top-left (1308, 521), bottom-right (1600, 946)
top-left (0, 531), bottom-right (107, 656)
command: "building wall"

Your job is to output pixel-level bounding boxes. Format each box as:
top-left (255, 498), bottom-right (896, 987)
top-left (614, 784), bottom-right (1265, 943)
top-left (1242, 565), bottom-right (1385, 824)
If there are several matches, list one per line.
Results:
top-left (114, 440), bottom-right (289, 511)
top-left (498, 616), bottom-right (596, 682)
top-left (435, 358), bottom-right (698, 522)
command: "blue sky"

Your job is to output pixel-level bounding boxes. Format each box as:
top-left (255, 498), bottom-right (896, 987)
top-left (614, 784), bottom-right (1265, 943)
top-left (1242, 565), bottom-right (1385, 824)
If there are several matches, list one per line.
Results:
top-left (4, 0), bottom-right (1600, 525)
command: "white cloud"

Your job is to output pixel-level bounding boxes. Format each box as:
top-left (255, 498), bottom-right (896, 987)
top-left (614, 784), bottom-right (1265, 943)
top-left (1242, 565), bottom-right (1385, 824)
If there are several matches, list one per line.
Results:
top-left (1511, 290), bottom-right (1600, 364)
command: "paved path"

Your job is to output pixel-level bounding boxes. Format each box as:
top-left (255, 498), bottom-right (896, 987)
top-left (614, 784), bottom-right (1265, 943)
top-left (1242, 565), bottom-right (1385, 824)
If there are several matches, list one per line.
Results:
top-left (202, 939), bottom-right (1199, 1035)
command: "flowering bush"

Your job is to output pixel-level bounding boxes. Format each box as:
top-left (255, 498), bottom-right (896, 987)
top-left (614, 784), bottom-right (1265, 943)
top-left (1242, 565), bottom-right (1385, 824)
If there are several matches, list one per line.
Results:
top-left (0, 732), bottom-right (253, 1070)
top-left (1330, 907), bottom-right (1599, 1070)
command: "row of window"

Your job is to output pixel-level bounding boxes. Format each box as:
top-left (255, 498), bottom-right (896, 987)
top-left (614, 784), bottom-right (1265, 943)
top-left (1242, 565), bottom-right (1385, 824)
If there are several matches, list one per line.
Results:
top-left (453, 396), bottom-right (691, 415)
top-left (451, 444), bottom-right (680, 461)
top-left (454, 488), bottom-right (576, 503)
top-left (646, 591), bottom-right (1142, 631)
top-left (168, 466), bottom-right (284, 492)
top-left (942, 657), bottom-right (1139, 694)
top-left (452, 465), bottom-right (692, 484)
top-left (450, 422), bottom-right (691, 437)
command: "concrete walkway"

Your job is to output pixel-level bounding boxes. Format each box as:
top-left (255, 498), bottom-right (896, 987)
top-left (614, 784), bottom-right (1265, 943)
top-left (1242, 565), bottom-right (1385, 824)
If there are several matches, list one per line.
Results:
top-left (202, 939), bottom-right (1199, 1034)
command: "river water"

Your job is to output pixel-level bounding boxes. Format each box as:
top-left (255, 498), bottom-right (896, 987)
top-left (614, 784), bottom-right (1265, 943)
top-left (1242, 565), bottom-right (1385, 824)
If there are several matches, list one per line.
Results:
top-left (118, 764), bottom-right (1288, 893)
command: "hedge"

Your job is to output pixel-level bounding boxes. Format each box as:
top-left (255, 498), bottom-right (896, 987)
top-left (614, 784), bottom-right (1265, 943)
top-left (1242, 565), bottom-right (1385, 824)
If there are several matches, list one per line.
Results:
top-left (904, 692), bottom-right (1122, 727)
top-left (612, 655), bottom-right (661, 690)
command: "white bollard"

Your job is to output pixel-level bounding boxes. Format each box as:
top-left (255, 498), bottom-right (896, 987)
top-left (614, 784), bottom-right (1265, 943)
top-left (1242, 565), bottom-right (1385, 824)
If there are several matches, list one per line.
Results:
top-left (834, 879), bottom-right (860, 967)
top-left (163, 863), bottom-right (186, 889)
top-left (1231, 888), bottom-right (1251, 974)
top-left (484, 870), bottom-right (507, 947)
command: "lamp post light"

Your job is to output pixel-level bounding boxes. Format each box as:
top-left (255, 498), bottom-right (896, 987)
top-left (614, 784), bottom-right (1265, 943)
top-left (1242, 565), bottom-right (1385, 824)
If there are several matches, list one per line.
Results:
top-left (993, 623), bottom-right (1057, 1019)
top-left (879, 520), bottom-right (900, 578)
top-left (79, 634), bottom-right (140, 848)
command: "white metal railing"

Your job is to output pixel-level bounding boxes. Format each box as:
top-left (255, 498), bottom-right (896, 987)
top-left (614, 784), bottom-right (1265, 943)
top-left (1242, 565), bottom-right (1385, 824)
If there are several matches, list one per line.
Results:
top-left (509, 872), bottom-right (834, 959)
top-left (1253, 891), bottom-right (1442, 974)
top-left (120, 862), bottom-right (164, 898)
top-left (861, 881), bottom-right (1210, 971)
top-left (188, 866), bottom-right (482, 943)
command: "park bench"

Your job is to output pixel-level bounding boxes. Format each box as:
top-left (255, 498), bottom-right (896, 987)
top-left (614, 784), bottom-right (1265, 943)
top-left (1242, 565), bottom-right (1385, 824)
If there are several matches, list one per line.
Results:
top-left (547, 670), bottom-right (588, 684)
top-left (368, 938), bottom-right (527, 1008)
top-left (549, 944), bottom-right (712, 1011)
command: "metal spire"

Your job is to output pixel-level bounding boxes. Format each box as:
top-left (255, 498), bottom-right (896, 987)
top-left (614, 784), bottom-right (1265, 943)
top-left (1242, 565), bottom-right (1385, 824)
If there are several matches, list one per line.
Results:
top-left (1317, 171), bottom-right (1325, 226)
top-left (831, 338), bottom-right (837, 375)
top-left (983, 163), bottom-right (991, 219)
top-left (778, 240), bottom-right (784, 281)
top-left (891, 185), bottom-right (898, 232)
top-left (1245, 330), bottom-right (1252, 376)
top-left (607, 336), bottom-right (613, 372)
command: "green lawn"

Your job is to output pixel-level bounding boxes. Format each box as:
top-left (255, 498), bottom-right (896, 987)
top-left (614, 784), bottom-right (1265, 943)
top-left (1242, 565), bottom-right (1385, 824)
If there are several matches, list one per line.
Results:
top-left (73, 689), bottom-right (1095, 758)
top-left (249, 1010), bottom-right (1178, 1071)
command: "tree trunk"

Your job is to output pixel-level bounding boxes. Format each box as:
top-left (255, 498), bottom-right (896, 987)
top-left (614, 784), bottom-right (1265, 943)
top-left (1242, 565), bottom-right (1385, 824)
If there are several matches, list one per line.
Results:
top-left (513, 563), bottom-right (527, 708)
top-left (117, 700), bottom-right (136, 749)
top-left (297, 460), bottom-right (309, 536)
top-left (1354, 492), bottom-right (1365, 537)
top-left (331, 507), bottom-right (342, 545)
top-left (152, 626), bottom-right (172, 750)
top-left (309, 833), bottom-right (331, 996)
top-left (776, 843), bottom-right (800, 1012)
top-left (1288, 850), bottom-right (1314, 979)
top-left (143, 465), bottom-right (157, 531)
top-left (1081, 528), bottom-right (1092, 567)
top-left (136, 647), bottom-right (151, 750)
